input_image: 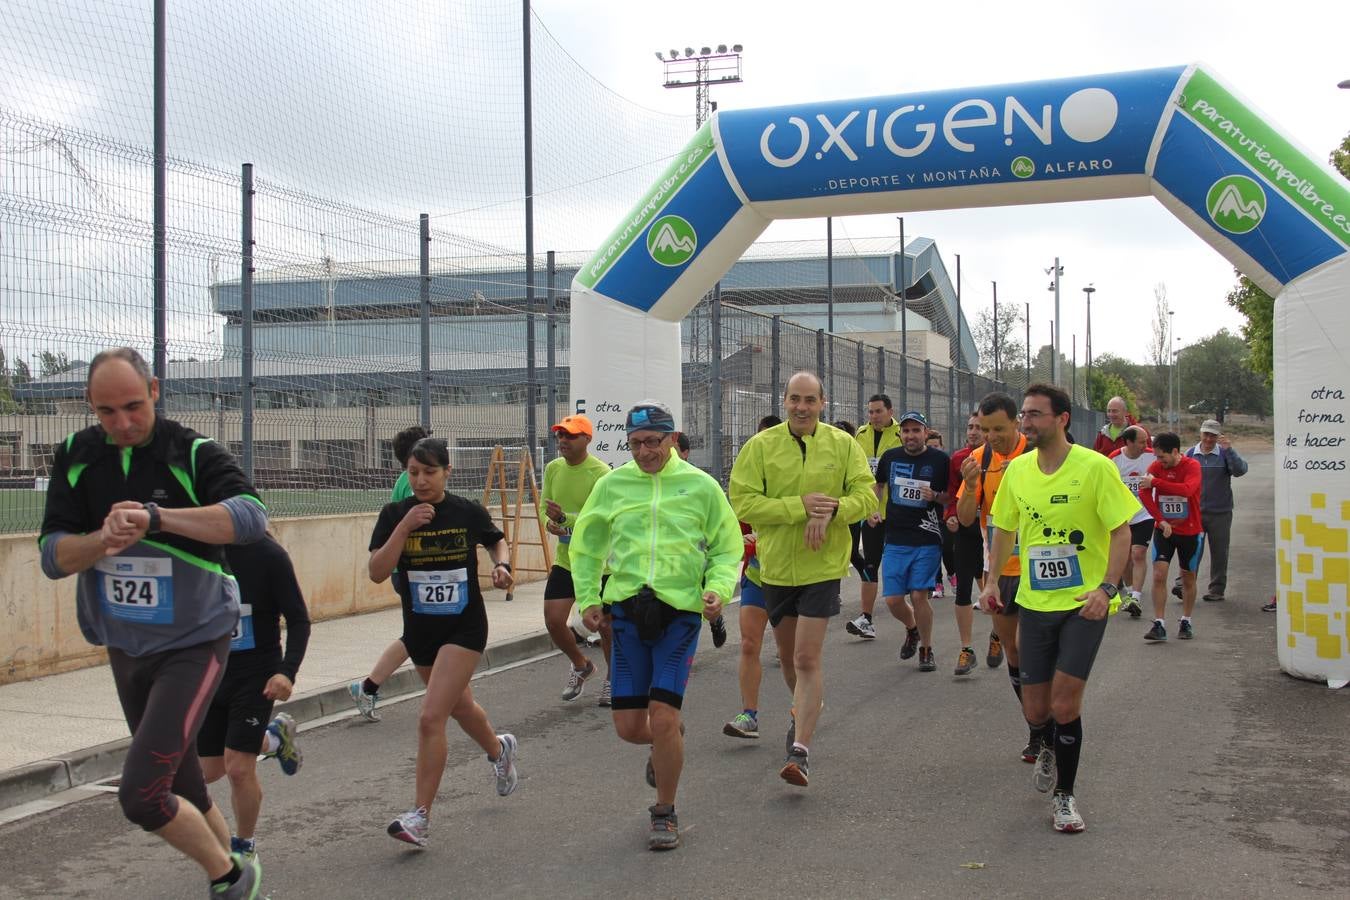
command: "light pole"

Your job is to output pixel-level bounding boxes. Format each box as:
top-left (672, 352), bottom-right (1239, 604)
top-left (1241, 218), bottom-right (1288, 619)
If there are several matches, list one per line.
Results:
top-left (1082, 284), bottom-right (1095, 405)
top-left (1045, 259), bottom-right (1063, 384)
top-left (1167, 310), bottom-right (1175, 426)
top-left (657, 44), bottom-right (744, 126)
top-left (992, 280), bottom-right (999, 381)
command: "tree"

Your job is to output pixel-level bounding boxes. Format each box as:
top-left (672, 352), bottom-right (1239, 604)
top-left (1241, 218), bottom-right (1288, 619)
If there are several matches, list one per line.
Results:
top-left (0, 346), bottom-right (19, 414)
top-left (1087, 369), bottom-right (1139, 418)
top-left (37, 351), bottom-right (78, 377)
top-left (1146, 283), bottom-right (1172, 411)
top-left (1224, 130), bottom-right (1348, 386)
top-left (1177, 329), bottom-right (1272, 418)
top-left (972, 302), bottom-right (1026, 387)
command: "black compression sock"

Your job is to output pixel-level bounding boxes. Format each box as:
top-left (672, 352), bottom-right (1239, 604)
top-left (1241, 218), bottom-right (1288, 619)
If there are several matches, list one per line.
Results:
top-left (210, 862), bottom-right (242, 888)
top-left (1028, 718), bottom-right (1052, 749)
top-left (1007, 664), bottom-right (1023, 702)
top-left (362, 678), bottom-right (380, 696)
top-left (1054, 717), bottom-right (1083, 795)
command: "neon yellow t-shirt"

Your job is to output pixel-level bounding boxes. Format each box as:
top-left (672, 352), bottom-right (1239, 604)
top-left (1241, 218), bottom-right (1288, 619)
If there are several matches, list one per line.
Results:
top-left (989, 444), bottom-right (1138, 613)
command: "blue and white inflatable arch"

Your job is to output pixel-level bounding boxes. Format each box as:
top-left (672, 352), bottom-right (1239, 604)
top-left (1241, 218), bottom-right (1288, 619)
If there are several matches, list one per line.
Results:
top-left (570, 64), bottom-right (1350, 687)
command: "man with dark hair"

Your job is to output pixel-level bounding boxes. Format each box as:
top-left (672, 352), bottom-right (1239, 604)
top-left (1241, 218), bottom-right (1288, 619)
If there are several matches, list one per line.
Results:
top-left (1140, 431), bottom-right (1205, 641)
top-left (979, 383), bottom-right (1137, 834)
top-left (40, 347), bottom-right (268, 897)
top-left (958, 392), bottom-right (1034, 753)
top-left (675, 432), bottom-right (692, 460)
top-left (731, 372), bottom-right (876, 787)
top-left (572, 400), bottom-right (741, 851)
top-left (846, 393), bottom-right (903, 639)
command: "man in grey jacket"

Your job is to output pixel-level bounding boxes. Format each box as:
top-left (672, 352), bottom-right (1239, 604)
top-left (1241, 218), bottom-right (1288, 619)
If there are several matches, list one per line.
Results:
top-left (1186, 418), bottom-right (1248, 602)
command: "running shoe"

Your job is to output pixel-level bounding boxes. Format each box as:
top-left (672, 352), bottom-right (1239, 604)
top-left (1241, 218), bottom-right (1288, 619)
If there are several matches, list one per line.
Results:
top-left (1033, 741), bottom-right (1057, 793)
top-left (645, 753), bottom-right (656, 789)
top-left (210, 851), bottom-right (262, 899)
top-left (1052, 791), bottom-right (1085, 833)
top-left (709, 615), bottom-right (728, 648)
top-left (490, 734), bottom-right (519, 796)
top-left (265, 713), bottom-right (302, 776)
top-left (785, 714), bottom-right (796, 756)
top-left (1202, 593), bottom-right (1226, 603)
top-left (229, 836), bottom-right (256, 860)
top-left (387, 807), bottom-right (429, 847)
top-left (1123, 593), bottom-right (1143, 618)
top-left (723, 712), bottom-right (760, 739)
top-left (780, 747), bottom-right (810, 786)
top-left (918, 647), bottom-right (936, 672)
top-left (1020, 740), bottom-right (1039, 764)
top-left (1262, 597), bottom-right (1277, 612)
top-left (900, 627), bottom-right (921, 660)
top-left (648, 803), bottom-right (680, 851)
top-left (1178, 619), bottom-right (1194, 640)
top-left (561, 659), bottom-right (596, 702)
top-left (932, 580), bottom-right (945, 598)
top-left (1171, 584), bottom-right (1183, 600)
top-left (596, 679), bottom-right (612, 708)
top-left (986, 632), bottom-right (1004, 668)
top-left (954, 647), bottom-right (977, 676)
top-left (348, 680), bottom-right (380, 722)
top-left (1144, 621), bottom-right (1167, 642)
top-left (846, 614), bottom-right (877, 640)
top-left (949, 574), bottom-right (958, 592)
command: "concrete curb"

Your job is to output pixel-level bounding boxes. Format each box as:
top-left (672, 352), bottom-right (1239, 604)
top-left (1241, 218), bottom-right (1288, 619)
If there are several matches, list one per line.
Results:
top-left (0, 629), bottom-right (560, 812)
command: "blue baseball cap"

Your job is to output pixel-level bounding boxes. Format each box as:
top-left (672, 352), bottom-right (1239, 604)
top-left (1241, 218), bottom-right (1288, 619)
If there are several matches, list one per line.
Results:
top-left (899, 410), bottom-right (929, 427)
top-left (626, 400), bottom-right (677, 434)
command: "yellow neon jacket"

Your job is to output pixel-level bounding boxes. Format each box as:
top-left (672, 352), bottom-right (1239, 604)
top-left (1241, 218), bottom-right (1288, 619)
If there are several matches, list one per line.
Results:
top-left (570, 454), bottom-right (742, 614)
top-left (855, 418), bottom-right (904, 520)
top-left (729, 422), bottom-right (877, 586)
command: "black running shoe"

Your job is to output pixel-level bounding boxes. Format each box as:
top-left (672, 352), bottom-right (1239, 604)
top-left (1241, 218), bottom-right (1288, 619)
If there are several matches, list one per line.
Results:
top-left (918, 647), bottom-right (936, 672)
top-left (900, 627), bottom-right (921, 660)
top-left (709, 615), bottom-right (728, 649)
top-left (1144, 621), bottom-right (1167, 642)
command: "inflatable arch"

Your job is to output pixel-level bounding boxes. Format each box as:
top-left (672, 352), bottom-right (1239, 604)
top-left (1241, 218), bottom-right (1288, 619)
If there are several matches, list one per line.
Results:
top-left (569, 64), bottom-right (1350, 687)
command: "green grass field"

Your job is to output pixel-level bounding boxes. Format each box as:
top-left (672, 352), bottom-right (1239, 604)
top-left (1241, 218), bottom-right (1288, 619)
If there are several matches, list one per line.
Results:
top-left (0, 488), bottom-right (392, 535)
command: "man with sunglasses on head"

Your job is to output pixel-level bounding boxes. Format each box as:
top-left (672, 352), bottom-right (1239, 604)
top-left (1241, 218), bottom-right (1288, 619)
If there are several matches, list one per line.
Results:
top-left (570, 401), bottom-right (741, 851)
top-left (539, 414), bottom-right (613, 704)
top-left (978, 384), bottom-right (1137, 835)
top-left (729, 372), bottom-right (877, 788)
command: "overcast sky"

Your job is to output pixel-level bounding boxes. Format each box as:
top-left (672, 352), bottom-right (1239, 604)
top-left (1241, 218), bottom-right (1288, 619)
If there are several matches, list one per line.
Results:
top-left (531, 0), bottom-right (1350, 365)
top-left (2, 0), bottom-right (1347, 369)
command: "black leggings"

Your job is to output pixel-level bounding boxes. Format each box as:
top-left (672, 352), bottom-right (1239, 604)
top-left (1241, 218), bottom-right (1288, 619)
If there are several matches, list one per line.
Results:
top-left (108, 635), bottom-right (230, 831)
top-left (952, 523), bottom-right (984, 607)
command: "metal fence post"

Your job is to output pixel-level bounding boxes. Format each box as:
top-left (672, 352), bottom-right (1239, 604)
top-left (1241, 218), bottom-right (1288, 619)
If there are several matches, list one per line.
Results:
top-left (876, 346), bottom-right (885, 399)
top-left (419, 213), bottom-right (431, 431)
top-left (949, 365), bottom-right (957, 439)
top-left (546, 250), bottom-right (557, 454)
top-left (816, 329), bottom-right (825, 396)
top-left (856, 341), bottom-right (865, 417)
top-left (710, 283), bottom-right (723, 483)
top-left (240, 163), bottom-right (254, 480)
top-left (771, 315), bottom-right (781, 392)
top-left (901, 349), bottom-right (910, 411)
top-left (923, 359), bottom-right (932, 418)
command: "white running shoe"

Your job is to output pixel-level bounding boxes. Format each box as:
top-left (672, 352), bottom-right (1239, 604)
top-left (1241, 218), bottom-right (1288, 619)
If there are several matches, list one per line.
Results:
top-left (491, 734), bottom-right (519, 796)
top-left (1052, 792), bottom-right (1085, 833)
top-left (845, 614), bottom-right (877, 640)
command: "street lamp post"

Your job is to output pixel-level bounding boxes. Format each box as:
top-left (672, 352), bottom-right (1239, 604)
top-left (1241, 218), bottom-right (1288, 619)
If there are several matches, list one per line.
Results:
top-left (1045, 259), bottom-right (1063, 384)
top-left (1082, 284), bottom-right (1095, 405)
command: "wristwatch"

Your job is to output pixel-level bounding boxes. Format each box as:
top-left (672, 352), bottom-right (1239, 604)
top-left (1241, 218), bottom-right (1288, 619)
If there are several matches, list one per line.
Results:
top-left (494, 561), bottom-right (512, 573)
top-left (1097, 582), bottom-right (1118, 599)
top-left (142, 502), bottom-right (162, 535)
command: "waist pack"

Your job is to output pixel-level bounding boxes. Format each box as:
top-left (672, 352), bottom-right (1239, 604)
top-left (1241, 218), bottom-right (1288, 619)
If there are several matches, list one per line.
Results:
top-left (615, 585), bottom-right (679, 642)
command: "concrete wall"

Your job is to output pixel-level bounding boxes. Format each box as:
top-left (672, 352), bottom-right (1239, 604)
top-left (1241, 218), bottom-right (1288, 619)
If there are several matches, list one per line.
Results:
top-left (0, 510), bottom-right (550, 685)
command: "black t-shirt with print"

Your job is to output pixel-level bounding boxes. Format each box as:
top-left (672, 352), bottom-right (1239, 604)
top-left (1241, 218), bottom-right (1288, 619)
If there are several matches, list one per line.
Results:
top-left (875, 446), bottom-right (950, 546)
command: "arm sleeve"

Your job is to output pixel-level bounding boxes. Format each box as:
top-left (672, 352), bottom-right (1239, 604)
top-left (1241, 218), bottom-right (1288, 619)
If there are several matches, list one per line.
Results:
top-left (222, 496), bottom-right (269, 544)
top-left (39, 437), bottom-right (88, 542)
top-left (700, 486), bottom-right (744, 602)
top-left (369, 503), bottom-right (399, 552)
top-left (1097, 460), bottom-right (1143, 531)
top-left (1225, 447), bottom-right (1249, 477)
top-left (538, 464), bottom-right (554, 527)
top-left (836, 439), bottom-right (879, 524)
top-left (728, 440), bottom-right (808, 526)
top-left (568, 481), bottom-right (612, 612)
top-left (473, 501), bottom-right (506, 548)
top-left (194, 440), bottom-right (264, 508)
top-left (271, 545), bottom-right (311, 682)
top-left (1139, 463), bottom-right (1164, 522)
top-left (989, 464), bottom-right (1020, 533)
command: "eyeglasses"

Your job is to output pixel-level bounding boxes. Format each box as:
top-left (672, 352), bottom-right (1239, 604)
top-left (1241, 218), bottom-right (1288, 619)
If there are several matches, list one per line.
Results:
top-left (629, 435), bottom-right (669, 450)
top-left (1018, 409), bottom-right (1054, 420)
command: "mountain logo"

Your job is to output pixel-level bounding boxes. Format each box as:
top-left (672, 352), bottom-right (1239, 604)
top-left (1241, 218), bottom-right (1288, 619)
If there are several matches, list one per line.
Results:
top-left (647, 215), bottom-right (697, 266)
top-left (1011, 156), bottom-right (1035, 179)
top-left (1206, 175), bottom-right (1266, 235)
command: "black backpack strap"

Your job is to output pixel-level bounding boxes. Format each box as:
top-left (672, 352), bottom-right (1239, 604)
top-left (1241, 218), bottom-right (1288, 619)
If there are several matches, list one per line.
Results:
top-left (977, 442), bottom-right (996, 508)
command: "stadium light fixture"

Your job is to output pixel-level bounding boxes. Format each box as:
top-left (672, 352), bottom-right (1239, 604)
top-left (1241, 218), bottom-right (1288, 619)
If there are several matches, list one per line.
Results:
top-left (658, 42), bottom-right (745, 125)
top-left (717, 44), bottom-right (728, 53)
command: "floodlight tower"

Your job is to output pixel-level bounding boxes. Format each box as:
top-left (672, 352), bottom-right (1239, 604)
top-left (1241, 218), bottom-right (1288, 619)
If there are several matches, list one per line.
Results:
top-left (656, 44), bottom-right (744, 126)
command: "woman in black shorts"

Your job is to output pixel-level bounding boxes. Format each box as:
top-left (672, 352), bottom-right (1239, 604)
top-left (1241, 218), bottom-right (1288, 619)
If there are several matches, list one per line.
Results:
top-left (368, 438), bottom-right (519, 848)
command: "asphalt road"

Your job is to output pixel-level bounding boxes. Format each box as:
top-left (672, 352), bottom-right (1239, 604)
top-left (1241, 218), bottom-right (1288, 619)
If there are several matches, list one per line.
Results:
top-left (3, 451), bottom-right (1347, 899)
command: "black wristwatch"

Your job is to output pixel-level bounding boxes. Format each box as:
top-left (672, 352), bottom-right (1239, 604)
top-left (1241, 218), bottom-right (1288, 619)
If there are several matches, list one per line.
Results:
top-left (1097, 582), bottom-right (1118, 599)
top-left (494, 561), bottom-right (512, 573)
top-left (142, 502), bottom-right (162, 535)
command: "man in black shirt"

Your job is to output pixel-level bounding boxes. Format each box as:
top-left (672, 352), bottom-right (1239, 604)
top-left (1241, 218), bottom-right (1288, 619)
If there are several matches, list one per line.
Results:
top-left (874, 411), bottom-right (951, 672)
top-left (198, 534), bottom-right (311, 861)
